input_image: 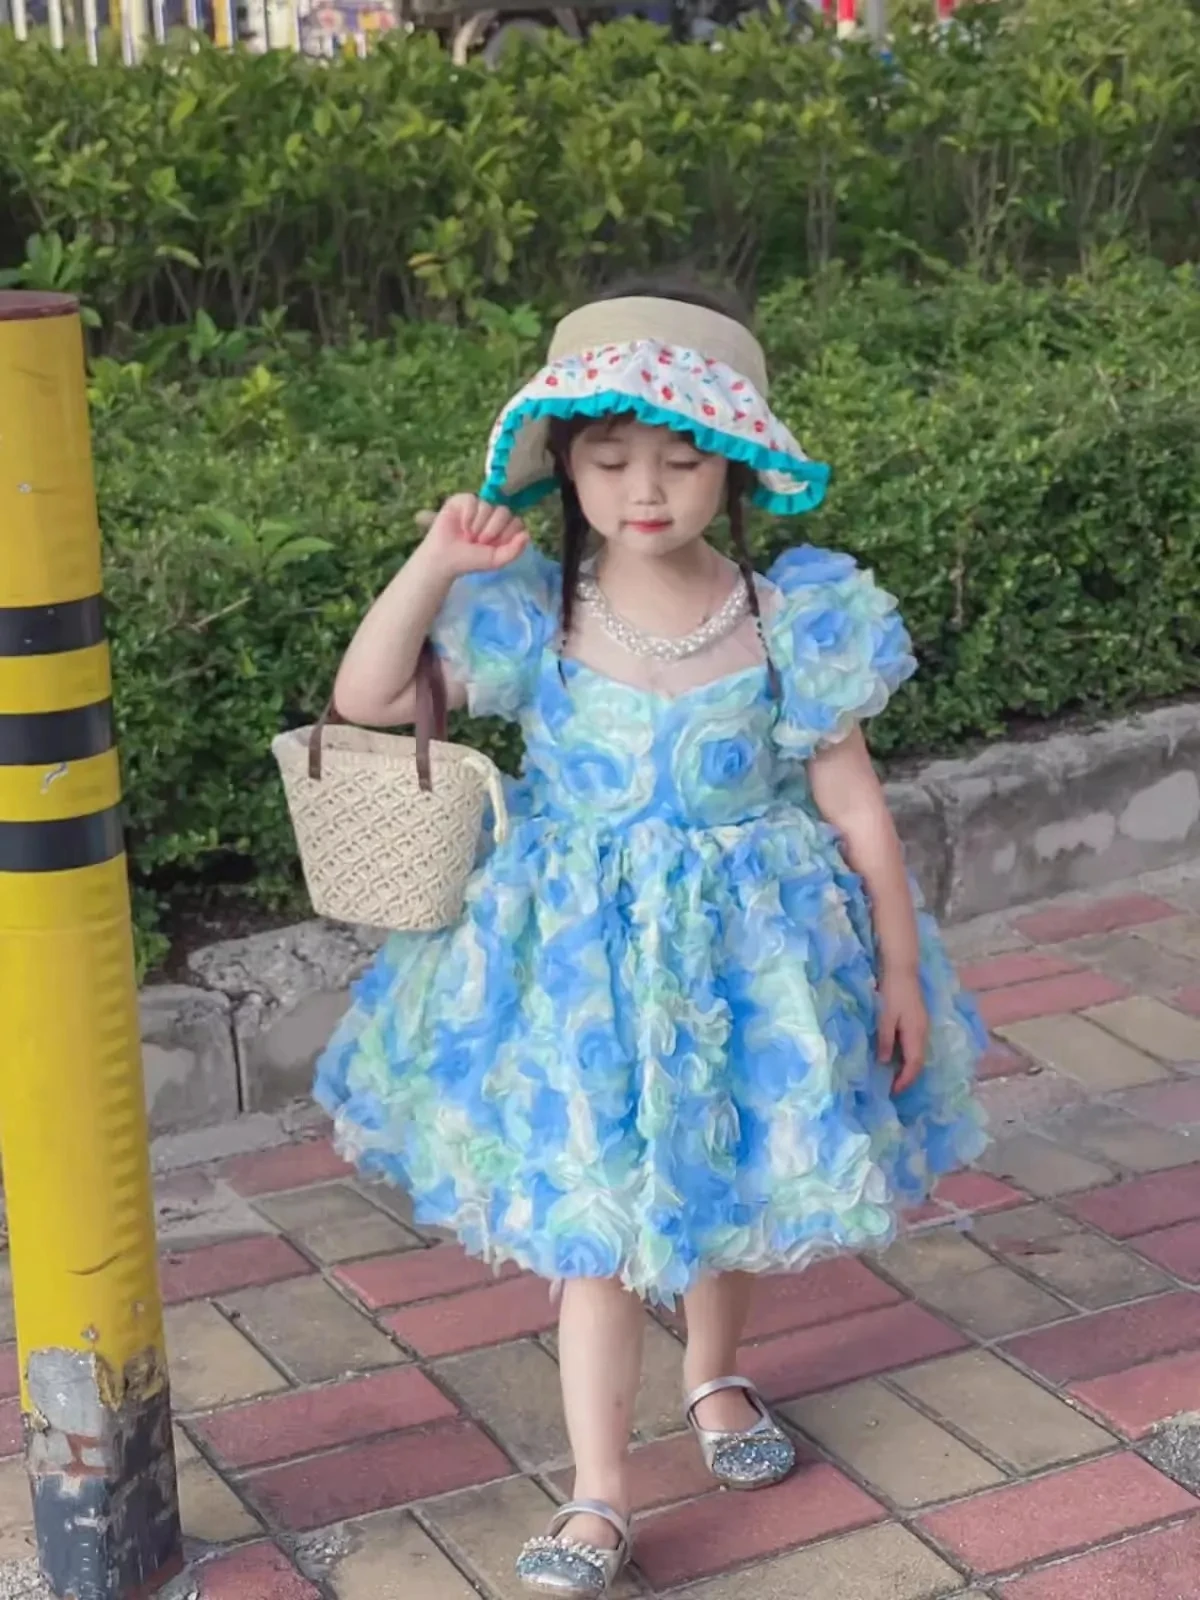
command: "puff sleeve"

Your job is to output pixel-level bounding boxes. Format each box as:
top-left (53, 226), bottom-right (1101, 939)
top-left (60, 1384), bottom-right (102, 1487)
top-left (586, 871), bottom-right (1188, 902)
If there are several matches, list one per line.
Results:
top-left (765, 545), bottom-right (916, 762)
top-left (429, 545), bottom-right (559, 721)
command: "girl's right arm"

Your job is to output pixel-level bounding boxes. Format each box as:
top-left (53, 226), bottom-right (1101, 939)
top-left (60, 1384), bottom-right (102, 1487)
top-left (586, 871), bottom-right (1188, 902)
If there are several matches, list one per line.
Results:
top-left (333, 494), bottom-right (528, 728)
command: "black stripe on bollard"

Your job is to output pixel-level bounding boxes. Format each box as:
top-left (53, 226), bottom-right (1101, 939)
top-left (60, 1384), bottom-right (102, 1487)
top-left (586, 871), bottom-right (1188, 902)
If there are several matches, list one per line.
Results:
top-left (0, 596), bottom-right (106, 657)
top-left (0, 701), bottom-right (115, 766)
top-left (0, 806), bottom-right (125, 872)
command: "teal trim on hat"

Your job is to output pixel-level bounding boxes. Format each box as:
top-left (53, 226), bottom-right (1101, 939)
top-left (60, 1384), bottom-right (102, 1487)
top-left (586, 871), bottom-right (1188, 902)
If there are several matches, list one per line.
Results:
top-left (481, 390), bottom-right (831, 515)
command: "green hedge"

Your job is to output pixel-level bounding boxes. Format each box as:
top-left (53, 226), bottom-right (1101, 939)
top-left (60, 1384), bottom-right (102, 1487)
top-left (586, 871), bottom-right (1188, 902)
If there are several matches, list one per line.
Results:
top-left (3, 0), bottom-right (1200, 335)
top-left (90, 260), bottom-right (1200, 972)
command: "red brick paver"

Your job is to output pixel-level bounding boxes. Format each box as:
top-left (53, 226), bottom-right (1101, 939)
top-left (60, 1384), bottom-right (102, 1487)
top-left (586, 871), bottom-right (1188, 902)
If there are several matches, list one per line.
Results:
top-left (742, 1301), bottom-right (968, 1401)
top-left (1133, 1219), bottom-right (1200, 1282)
top-left (935, 1171), bottom-right (1026, 1212)
top-left (1016, 894), bottom-right (1178, 945)
top-left (245, 1418), bottom-right (511, 1531)
top-left (999, 1516), bottom-right (1200, 1598)
top-left (160, 1235), bottom-right (312, 1304)
top-left (194, 1542), bottom-right (320, 1598)
top-left (336, 1242), bottom-right (514, 1310)
top-left (384, 1273), bottom-right (556, 1357)
top-left (1118, 1079), bottom-right (1200, 1127)
top-left (1006, 1293), bottom-right (1200, 1384)
top-left (979, 972), bottom-right (1130, 1030)
top-left (224, 1138), bottom-right (353, 1197)
top-left (919, 1453), bottom-right (1195, 1576)
top-left (960, 951), bottom-right (1083, 992)
top-left (195, 1366), bottom-right (458, 1469)
top-left (1071, 1348), bottom-right (1200, 1436)
top-left (1066, 1164), bottom-right (1200, 1239)
top-left (978, 1040), bottom-right (1033, 1080)
top-left (741, 1260), bottom-right (902, 1341)
top-left (636, 1462), bottom-right (884, 1589)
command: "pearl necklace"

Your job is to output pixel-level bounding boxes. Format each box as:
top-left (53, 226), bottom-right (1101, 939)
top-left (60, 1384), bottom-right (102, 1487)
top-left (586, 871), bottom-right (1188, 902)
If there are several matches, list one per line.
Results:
top-left (575, 570), bottom-right (751, 663)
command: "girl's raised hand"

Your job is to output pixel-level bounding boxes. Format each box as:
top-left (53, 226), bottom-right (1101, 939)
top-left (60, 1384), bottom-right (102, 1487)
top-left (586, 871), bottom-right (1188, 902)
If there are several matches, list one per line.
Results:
top-left (420, 494), bottom-right (529, 579)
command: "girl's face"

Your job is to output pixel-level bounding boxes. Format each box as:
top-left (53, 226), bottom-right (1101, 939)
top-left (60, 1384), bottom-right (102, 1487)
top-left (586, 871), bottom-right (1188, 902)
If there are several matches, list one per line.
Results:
top-left (568, 419), bottom-right (728, 558)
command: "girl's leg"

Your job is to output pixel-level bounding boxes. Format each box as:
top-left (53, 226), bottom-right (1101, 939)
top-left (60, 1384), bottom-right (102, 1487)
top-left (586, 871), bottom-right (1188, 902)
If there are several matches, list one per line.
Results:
top-left (556, 1276), bottom-right (646, 1547)
top-left (682, 1270), bottom-right (761, 1431)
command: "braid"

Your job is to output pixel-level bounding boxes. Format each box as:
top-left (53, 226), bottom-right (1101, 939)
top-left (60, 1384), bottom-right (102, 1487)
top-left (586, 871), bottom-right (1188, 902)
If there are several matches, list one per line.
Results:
top-left (728, 473), bottom-right (780, 700)
top-left (558, 476), bottom-right (590, 681)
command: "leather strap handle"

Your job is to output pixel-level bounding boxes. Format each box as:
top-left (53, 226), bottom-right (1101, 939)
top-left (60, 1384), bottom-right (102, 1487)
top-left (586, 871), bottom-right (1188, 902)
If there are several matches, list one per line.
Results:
top-left (413, 638), bottom-right (448, 791)
top-left (308, 639), bottom-right (449, 790)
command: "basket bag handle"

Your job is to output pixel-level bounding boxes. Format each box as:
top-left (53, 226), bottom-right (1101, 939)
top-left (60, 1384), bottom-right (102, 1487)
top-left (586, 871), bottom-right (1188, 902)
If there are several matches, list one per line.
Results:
top-left (307, 639), bottom-right (447, 789)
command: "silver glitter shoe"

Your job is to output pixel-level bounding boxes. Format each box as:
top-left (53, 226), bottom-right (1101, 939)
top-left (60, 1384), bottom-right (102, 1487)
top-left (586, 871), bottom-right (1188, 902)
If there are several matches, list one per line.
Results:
top-left (515, 1499), bottom-right (632, 1598)
top-left (685, 1375), bottom-right (798, 1490)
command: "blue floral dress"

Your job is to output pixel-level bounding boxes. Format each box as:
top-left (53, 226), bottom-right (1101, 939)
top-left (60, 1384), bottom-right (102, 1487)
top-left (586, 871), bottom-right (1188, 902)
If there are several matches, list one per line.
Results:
top-left (315, 544), bottom-right (987, 1305)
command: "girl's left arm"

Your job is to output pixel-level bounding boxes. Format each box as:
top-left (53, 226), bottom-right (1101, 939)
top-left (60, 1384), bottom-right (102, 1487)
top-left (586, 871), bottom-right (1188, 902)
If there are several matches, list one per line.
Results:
top-left (807, 727), bottom-right (929, 1091)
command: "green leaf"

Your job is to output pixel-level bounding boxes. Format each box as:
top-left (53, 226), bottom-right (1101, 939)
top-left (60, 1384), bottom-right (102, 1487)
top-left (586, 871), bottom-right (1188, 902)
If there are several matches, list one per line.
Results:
top-left (169, 90), bottom-right (199, 131)
top-left (155, 244), bottom-right (202, 269)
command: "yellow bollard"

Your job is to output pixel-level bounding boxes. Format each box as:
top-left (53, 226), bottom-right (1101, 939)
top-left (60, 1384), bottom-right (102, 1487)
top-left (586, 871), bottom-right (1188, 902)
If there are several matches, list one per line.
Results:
top-left (0, 293), bottom-right (183, 1599)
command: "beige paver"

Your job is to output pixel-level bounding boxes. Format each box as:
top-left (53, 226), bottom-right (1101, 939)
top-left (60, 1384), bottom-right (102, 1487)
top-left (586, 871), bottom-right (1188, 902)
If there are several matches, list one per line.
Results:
top-left (1135, 914), bottom-right (1200, 962)
top-left (165, 1301), bottom-right (288, 1412)
top-left (435, 1341), bottom-right (569, 1469)
top-left (178, 1458), bottom-right (260, 1544)
top-left (0, 1459), bottom-right (30, 1534)
top-left (328, 1509), bottom-right (477, 1600)
top-left (0, 1526), bottom-right (37, 1565)
top-left (879, 1232), bottom-right (1070, 1337)
top-left (880, 1230), bottom-right (996, 1289)
top-left (257, 1183), bottom-right (421, 1263)
top-left (892, 1350), bottom-right (1114, 1473)
top-left (422, 1477), bottom-right (625, 1600)
top-left (1041, 1102), bottom-right (1198, 1171)
top-left (784, 1380), bottom-right (1004, 1508)
top-left (919, 1265), bottom-right (1071, 1339)
top-left (678, 1521), bottom-right (964, 1600)
top-left (173, 1424), bottom-right (201, 1465)
top-left (220, 1275), bottom-right (405, 1383)
top-left (356, 1179), bottom-right (453, 1243)
top-left (980, 1132), bottom-right (1115, 1198)
top-left (1085, 994), bottom-right (1200, 1063)
top-left (1066, 932), bottom-right (1200, 996)
top-left (943, 919), bottom-right (1032, 963)
top-left (999, 1014), bottom-right (1166, 1091)
top-left (971, 1204), bottom-right (1171, 1309)
top-left (354, 1179), bottom-right (418, 1227)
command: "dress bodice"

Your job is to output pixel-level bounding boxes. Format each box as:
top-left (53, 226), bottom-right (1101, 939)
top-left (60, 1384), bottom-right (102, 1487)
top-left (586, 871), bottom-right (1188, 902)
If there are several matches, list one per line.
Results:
top-left (430, 542), bottom-right (916, 834)
top-left (520, 659), bottom-right (781, 829)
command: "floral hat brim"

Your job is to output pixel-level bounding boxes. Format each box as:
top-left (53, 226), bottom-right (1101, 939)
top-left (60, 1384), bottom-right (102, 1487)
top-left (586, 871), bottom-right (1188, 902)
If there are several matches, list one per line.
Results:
top-left (479, 299), bottom-right (831, 517)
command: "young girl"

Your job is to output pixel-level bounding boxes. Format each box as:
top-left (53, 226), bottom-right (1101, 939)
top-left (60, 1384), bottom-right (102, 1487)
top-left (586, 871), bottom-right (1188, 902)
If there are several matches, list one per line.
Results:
top-left (316, 281), bottom-right (986, 1597)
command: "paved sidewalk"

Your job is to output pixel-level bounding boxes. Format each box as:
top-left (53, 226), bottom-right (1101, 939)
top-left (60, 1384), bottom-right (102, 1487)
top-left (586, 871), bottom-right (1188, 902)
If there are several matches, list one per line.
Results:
top-left (6, 865), bottom-right (1200, 1599)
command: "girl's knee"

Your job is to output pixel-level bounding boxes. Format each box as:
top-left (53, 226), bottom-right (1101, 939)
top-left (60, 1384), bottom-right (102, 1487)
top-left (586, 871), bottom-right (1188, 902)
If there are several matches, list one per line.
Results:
top-left (560, 1274), bottom-right (634, 1305)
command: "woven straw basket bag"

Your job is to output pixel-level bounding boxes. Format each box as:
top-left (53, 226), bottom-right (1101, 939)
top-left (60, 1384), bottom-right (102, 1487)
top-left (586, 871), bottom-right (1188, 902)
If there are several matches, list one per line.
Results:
top-left (272, 641), bottom-right (509, 932)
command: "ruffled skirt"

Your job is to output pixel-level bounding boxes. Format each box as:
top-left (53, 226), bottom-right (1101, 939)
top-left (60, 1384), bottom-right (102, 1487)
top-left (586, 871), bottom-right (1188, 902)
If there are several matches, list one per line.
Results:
top-left (315, 802), bottom-right (987, 1305)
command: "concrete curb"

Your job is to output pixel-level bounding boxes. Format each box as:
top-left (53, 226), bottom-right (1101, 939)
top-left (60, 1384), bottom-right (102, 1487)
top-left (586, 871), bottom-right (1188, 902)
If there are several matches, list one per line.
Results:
top-left (139, 701), bottom-right (1200, 1135)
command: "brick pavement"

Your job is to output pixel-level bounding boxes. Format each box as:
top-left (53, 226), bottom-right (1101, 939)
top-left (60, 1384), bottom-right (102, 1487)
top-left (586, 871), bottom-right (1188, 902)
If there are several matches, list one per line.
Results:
top-left (5, 869), bottom-right (1200, 1597)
